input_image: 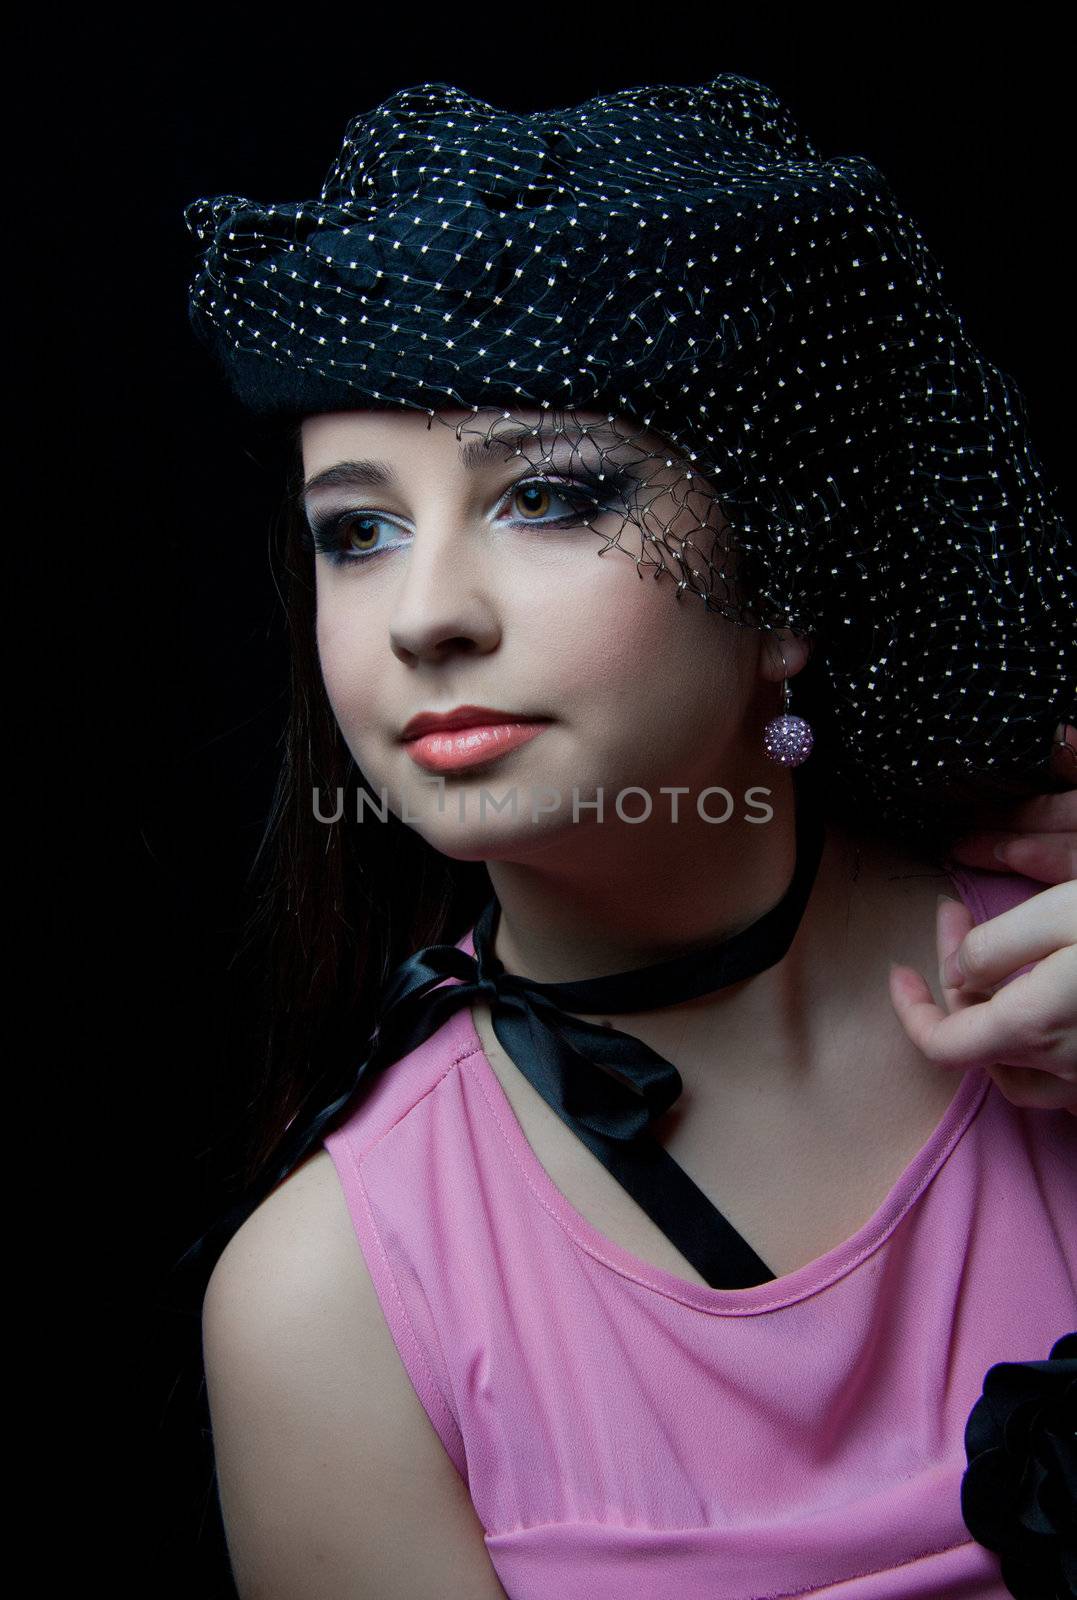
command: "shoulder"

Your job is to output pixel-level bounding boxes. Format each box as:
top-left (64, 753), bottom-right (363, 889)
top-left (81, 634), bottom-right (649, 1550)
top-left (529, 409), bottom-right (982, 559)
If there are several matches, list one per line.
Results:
top-left (203, 1149), bottom-right (372, 1358)
top-left (205, 1147), bottom-right (358, 1298)
top-left (202, 1150), bottom-right (506, 1599)
top-left (201, 1150), bottom-right (407, 1499)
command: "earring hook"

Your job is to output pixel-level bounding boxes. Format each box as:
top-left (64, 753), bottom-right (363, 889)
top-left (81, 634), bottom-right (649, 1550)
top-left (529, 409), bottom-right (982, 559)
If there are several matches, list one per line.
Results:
top-left (777, 640), bottom-right (790, 714)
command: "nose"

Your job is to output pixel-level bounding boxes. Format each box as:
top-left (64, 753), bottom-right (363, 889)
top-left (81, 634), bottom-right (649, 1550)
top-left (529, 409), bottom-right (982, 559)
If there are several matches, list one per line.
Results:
top-left (388, 514), bottom-right (501, 665)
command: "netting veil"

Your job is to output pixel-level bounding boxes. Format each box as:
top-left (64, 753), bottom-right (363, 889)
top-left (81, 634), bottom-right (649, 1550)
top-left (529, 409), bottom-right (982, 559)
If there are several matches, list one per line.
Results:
top-left (184, 74), bottom-right (1075, 838)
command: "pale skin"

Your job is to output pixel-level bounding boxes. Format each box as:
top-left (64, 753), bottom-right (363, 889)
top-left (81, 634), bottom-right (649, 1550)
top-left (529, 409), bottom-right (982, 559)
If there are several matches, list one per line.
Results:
top-left (890, 780), bottom-right (1076, 1116)
top-left (202, 405), bottom-right (1076, 1600)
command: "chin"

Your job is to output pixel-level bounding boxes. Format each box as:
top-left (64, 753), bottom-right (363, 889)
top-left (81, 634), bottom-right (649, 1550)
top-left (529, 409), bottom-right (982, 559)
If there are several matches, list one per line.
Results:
top-left (411, 807), bottom-right (575, 861)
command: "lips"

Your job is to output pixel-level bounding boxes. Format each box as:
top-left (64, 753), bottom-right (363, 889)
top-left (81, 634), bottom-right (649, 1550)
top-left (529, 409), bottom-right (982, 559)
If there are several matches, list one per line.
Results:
top-left (401, 704), bottom-right (550, 740)
top-left (402, 719), bottom-right (552, 773)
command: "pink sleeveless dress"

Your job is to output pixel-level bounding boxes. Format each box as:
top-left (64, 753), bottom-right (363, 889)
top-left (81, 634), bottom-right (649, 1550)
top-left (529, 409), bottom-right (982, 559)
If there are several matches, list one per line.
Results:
top-left (323, 863), bottom-right (1077, 1599)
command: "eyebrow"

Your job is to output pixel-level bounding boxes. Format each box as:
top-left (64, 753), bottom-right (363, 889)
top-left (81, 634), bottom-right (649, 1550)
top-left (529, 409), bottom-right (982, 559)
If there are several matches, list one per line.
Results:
top-left (300, 422), bottom-right (634, 503)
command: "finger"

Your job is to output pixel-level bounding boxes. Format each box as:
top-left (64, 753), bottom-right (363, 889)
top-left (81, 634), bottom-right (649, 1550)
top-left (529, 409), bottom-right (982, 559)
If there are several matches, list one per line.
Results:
top-left (946, 829), bottom-right (1077, 884)
top-left (936, 895), bottom-right (980, 1008)
top-left (887, 962), bottom-right (1003, 1068)
top-left (991, 834), bottom-right (1076, 885)
top-left (943, 881), bottom-right (1077, 991)
top-left (1049, 721), bottom-right (1077, 787)
top-left (945, 829), bottom-right (1077, 884)
top-left (888, 964), bottom-right (962, 1062)
top-left (949, 789), bottom-right (1077, 852)
top-left (986, 1061), bottom-right (1077, 1115)
top-left (891, 948), bottom-right (1077, 1070)
top-left (997, 788), bottom-right (1077, 828)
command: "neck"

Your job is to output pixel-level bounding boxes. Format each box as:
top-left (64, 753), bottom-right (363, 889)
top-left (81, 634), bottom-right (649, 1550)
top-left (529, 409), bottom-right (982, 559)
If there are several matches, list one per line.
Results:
top-left (484, 804), bottom-right (948, 1089)
top-left (486, 771), bottom-right (804, 981)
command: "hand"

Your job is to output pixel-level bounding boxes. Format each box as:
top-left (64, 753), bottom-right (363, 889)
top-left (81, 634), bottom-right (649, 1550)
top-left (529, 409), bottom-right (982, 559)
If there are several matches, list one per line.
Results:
top-left (944, 722), bottom-right (1076, 885)
top-left (888, 880), bottom-right (1077, 1116)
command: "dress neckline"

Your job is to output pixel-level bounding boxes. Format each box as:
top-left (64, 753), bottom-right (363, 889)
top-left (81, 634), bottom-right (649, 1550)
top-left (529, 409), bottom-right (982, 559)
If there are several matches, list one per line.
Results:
top-left (442, 858), bottom-right (1003, 1315)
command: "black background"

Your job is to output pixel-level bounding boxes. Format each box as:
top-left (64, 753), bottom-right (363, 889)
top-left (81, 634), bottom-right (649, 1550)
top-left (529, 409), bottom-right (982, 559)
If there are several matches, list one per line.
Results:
top-left (40, 13), bottom-right (1070, 1596)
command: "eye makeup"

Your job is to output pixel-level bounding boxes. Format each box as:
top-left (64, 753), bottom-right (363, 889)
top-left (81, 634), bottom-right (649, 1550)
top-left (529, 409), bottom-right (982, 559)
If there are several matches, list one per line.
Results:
top-left (304, 462), bottom-right (639, 567)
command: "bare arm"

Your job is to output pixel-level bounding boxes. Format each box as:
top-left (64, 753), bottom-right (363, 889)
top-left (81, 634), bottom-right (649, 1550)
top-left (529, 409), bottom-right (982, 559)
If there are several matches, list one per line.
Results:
top-left (202, 1150), bottom-right (510, 1600)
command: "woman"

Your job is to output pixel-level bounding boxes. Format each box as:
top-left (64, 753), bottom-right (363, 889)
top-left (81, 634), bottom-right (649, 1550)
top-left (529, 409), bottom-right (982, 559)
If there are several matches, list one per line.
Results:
top-left (182, 77), bottom-right (1076, 1599)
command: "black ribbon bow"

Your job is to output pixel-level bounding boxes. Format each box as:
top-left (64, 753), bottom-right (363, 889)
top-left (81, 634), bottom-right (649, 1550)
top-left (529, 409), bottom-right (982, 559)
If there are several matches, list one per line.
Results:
top-left (366, 774), bottom-right (824, 1288)
top-left (177, 768), bottom-right (825, 1291)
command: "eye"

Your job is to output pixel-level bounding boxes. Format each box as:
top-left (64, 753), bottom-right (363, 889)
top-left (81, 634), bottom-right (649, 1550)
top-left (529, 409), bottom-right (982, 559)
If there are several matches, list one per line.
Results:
top-left (307, 469), bottom-right (627, 568)
top-left (334, 512), bottom-right (391, 558)
top-left (504, 478), bottom-right (600, 523)
top-left (308, 510), bottom-right (406, 565)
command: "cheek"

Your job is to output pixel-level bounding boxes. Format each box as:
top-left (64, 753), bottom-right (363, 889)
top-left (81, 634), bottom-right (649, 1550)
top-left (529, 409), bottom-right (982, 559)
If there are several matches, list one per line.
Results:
top-left (520, 551), bottom-right (668, 704)
top-left (536, 552), bottom-right (751, 753)
top-left (553, 545), bottom-right (748, 693)
top-left (315, 594), bottom-right (374, 727)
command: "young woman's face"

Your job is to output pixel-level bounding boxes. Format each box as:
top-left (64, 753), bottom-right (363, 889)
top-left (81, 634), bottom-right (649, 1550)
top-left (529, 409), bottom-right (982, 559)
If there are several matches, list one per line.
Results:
top-left (302, 406), bottom-right (787, 862)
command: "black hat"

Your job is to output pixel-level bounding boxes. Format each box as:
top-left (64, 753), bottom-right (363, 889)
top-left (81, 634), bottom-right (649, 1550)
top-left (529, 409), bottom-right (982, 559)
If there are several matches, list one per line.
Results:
top-left (184, 75), bottom-right (1075, 839)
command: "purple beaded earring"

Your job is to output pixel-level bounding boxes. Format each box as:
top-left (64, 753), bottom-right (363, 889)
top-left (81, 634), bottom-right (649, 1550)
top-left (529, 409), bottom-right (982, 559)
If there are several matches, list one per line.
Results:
top-left (763, 643), bottom-right (814, 767)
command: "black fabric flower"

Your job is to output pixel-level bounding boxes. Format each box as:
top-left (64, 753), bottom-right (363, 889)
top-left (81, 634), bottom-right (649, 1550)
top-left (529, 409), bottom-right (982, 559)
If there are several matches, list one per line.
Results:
top-left (961, 1330), bottom-right (1077, 1600)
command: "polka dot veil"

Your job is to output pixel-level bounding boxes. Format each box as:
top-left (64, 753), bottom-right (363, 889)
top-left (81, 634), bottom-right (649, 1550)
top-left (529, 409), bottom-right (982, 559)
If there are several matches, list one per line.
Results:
top-left (183, 74), bottom-right (1075, 841)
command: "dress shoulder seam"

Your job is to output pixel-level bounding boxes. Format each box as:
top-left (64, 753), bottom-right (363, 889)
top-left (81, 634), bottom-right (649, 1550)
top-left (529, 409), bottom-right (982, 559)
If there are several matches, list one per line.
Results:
top-left (333, 1033), bottom-right (487, 1167)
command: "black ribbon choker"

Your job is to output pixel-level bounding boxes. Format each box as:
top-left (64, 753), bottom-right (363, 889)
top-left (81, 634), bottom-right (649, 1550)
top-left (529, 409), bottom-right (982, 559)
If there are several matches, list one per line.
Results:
top-left (361, 768), bottom-right (826, 1289)
top-left (178, 769), bottom-right (825, 1292)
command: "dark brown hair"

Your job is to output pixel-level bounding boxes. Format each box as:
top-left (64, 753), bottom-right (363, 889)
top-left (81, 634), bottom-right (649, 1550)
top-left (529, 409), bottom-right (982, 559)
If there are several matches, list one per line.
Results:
top-left (226, 420), bottom-right (492, 1198)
